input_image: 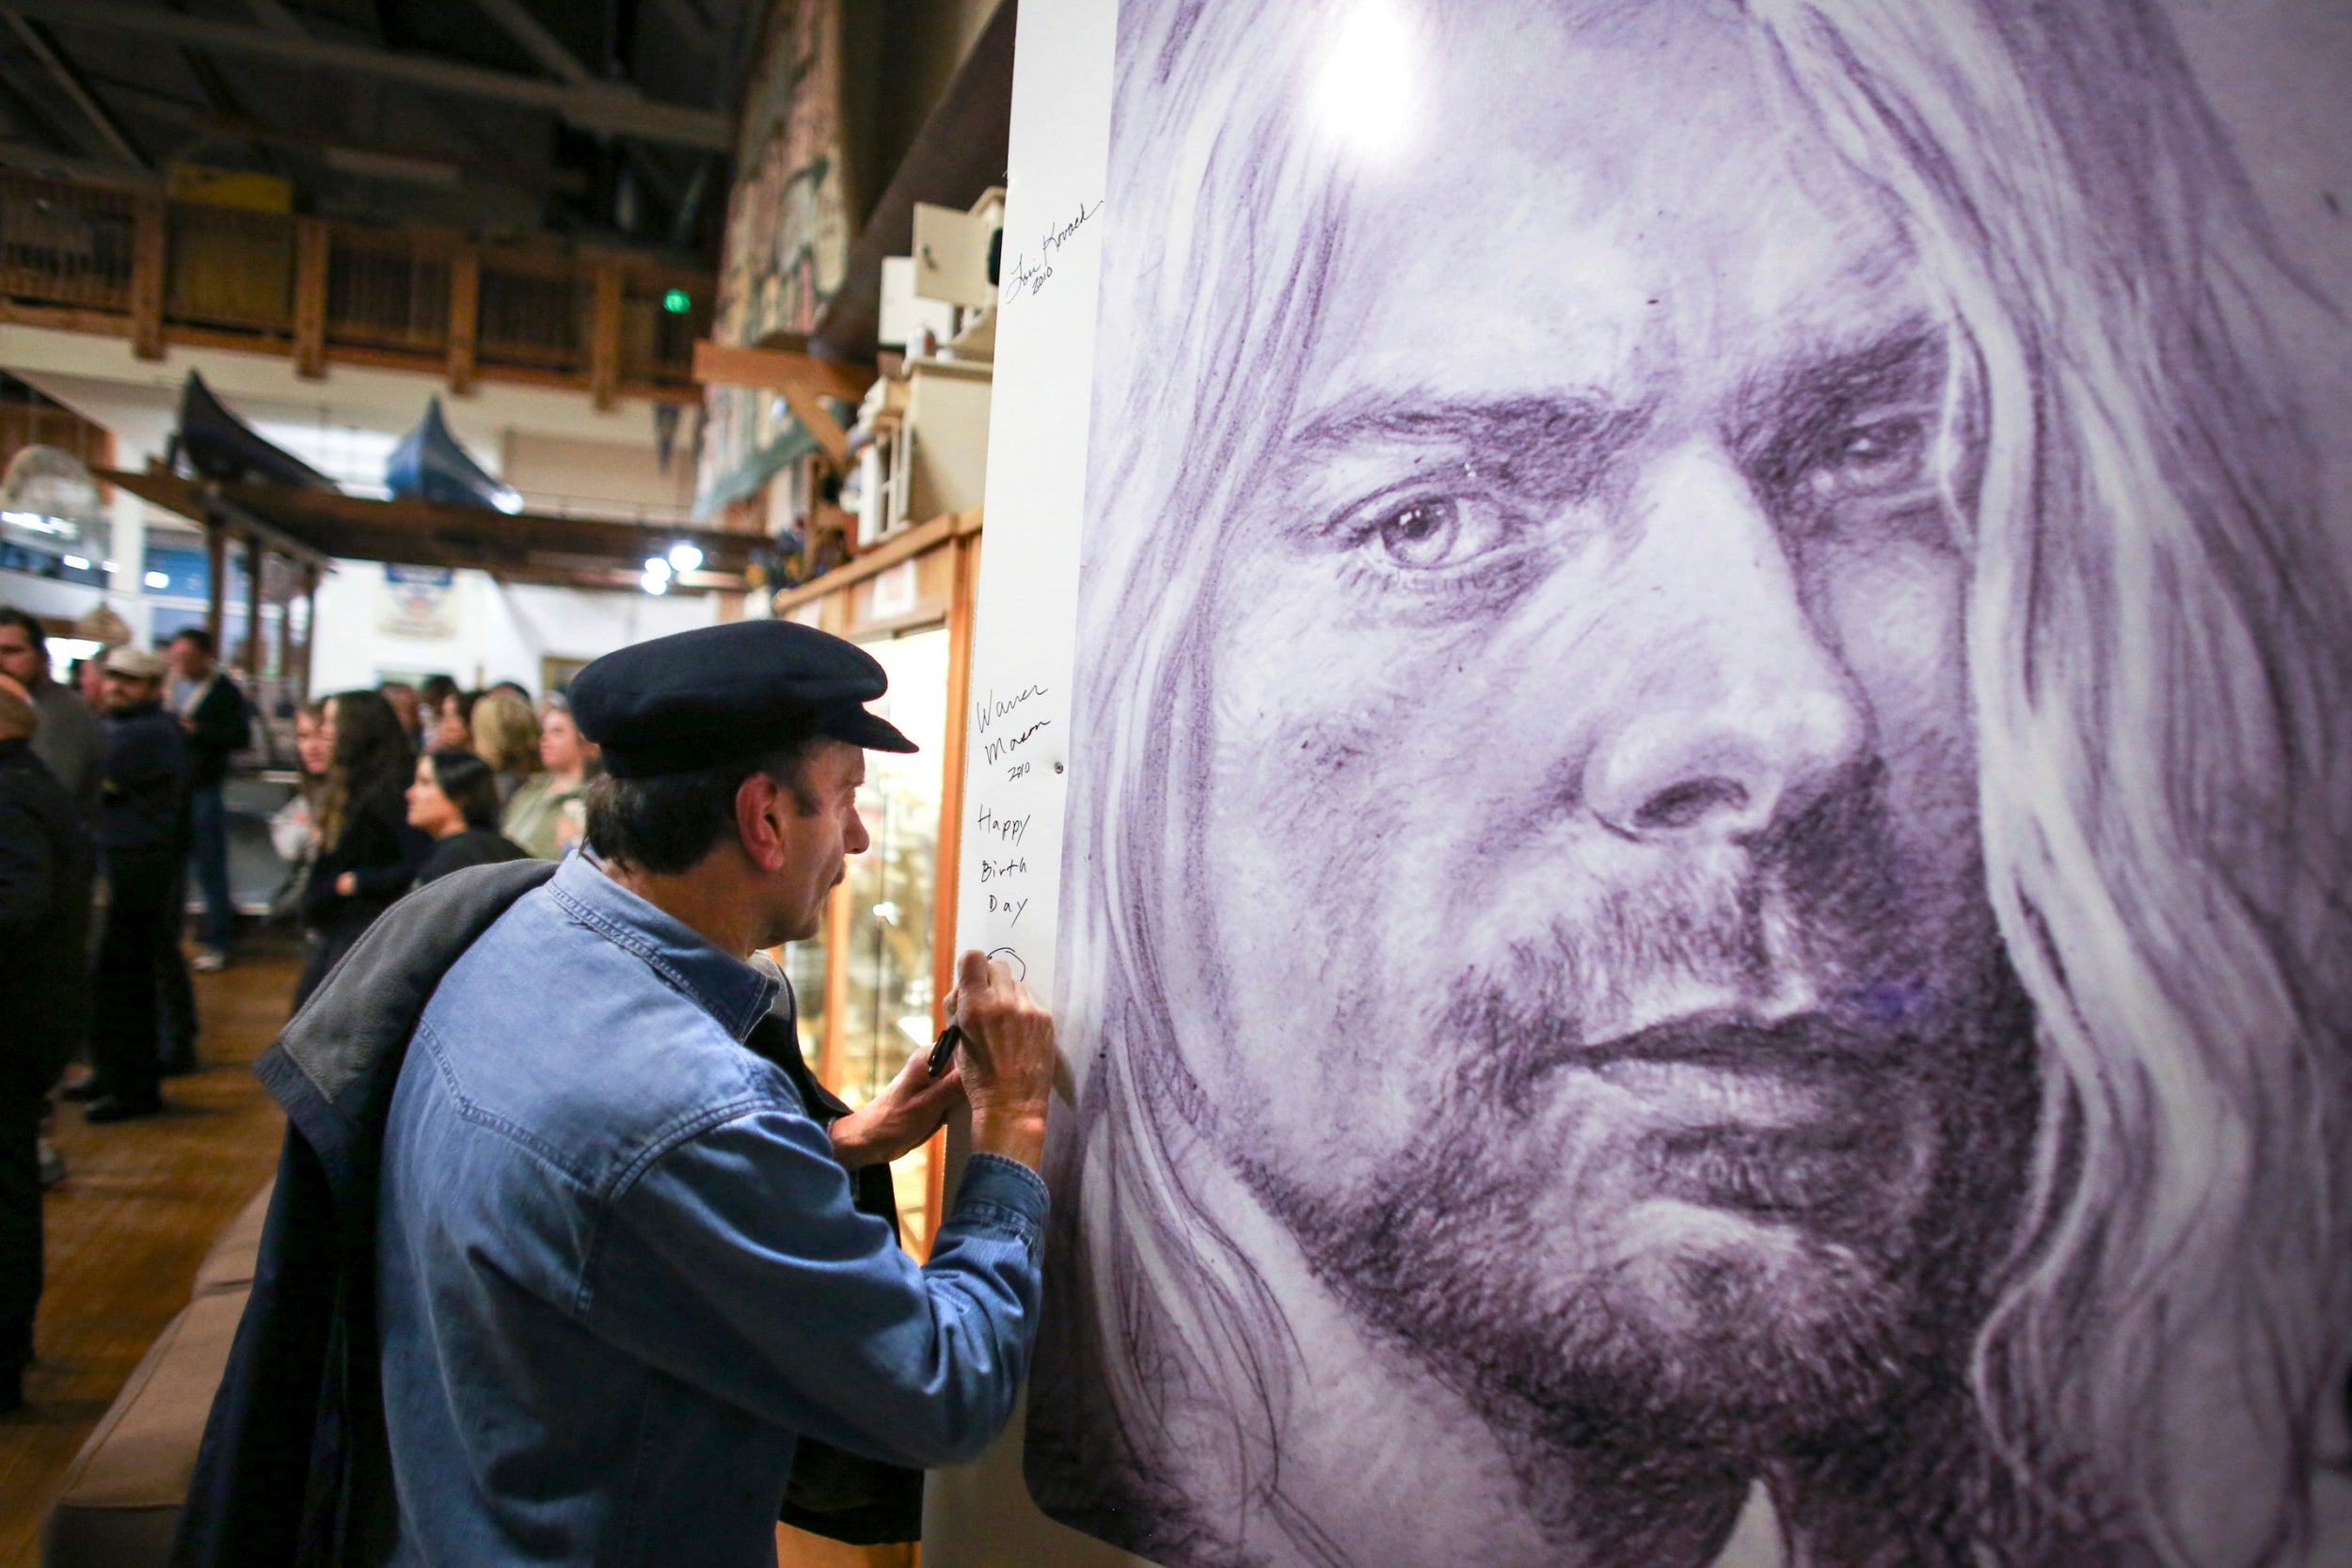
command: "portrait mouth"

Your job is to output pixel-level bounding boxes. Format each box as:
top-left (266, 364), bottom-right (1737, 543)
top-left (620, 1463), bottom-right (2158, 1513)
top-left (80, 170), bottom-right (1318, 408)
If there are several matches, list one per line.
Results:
top-left (1518, 1010), bottom-right (1924, 1223)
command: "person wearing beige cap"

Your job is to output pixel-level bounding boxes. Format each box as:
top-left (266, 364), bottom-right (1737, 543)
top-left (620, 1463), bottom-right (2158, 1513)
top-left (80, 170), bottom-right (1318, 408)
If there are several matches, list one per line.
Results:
top-left (76, 645), bottom-right (191, 1121)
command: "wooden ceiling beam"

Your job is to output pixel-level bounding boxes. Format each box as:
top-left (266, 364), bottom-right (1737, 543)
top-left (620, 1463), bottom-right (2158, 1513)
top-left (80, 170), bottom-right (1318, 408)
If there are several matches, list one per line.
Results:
top-left (3, 13), bottom-right (148, 171)
top-left (1, 0), bottom-right (732, 150)
top-left (100, 467), bottom-right (749, 592)
top-left (693, 339), bottom-right (876, 405)
top-left (102, 467), bottom-right (757, 570)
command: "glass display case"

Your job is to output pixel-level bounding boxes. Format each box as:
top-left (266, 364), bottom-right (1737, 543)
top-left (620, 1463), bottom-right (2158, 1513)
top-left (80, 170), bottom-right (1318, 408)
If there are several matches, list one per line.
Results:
top-left (781, 927), bottom-right (829, 1072)
top-left (835, 627), bottom-right (949, 1253)
top-left (768, 515), bottom-right (978, 1259)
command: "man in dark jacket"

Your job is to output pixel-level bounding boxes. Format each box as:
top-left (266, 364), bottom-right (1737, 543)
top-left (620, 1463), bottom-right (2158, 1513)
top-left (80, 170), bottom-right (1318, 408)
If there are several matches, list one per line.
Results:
top-left (83, 646), bottom-right (191, 1123)
top-left (0, 674), bottom-right (95, 1412)
top-left (0, 608), bottom-right (99, 819)
top-left (174, 622), bottom-right (1059, 1566)
top-left (167, 629), bottom-right (249, 974)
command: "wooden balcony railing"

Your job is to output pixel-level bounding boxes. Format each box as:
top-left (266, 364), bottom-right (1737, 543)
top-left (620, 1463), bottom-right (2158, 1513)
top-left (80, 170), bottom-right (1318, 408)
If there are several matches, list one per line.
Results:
top-left (0, 168), bottom-right (709, 407)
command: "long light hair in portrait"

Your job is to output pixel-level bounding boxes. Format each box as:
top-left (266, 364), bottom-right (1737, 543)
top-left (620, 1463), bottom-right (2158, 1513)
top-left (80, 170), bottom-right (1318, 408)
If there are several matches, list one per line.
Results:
top-left (1034, 2), bottom-right (2352, 1566)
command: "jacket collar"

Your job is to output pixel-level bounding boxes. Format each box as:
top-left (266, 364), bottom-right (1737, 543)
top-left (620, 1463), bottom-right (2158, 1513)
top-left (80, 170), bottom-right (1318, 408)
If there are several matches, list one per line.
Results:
top-left (0, 736), bottom-right (29, 765)
top-left (546, 851), bottom-right (778, 1041)
top-left (263, 858), bottom-right (558, 1177)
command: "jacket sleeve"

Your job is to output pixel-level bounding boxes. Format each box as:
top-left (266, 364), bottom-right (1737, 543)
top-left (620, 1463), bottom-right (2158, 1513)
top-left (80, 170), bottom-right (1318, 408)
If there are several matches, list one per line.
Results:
top-left (297, 831), bottom-right (342, 927)
top-left (103, 721), bottom-right (174, 797)
top-left (0, 794), bottom-right (53, 935)
top-left (583, 1110), bottom-right (1047, 1469)
top-left (194, 681), bottom-right (251, 756)
top-left (348, 818), bottom-right (432, 898)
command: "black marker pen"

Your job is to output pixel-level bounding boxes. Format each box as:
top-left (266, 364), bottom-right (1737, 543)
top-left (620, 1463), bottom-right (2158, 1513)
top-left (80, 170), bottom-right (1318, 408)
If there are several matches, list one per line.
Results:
top-left (928, 1022), bottom-right (962, 1078)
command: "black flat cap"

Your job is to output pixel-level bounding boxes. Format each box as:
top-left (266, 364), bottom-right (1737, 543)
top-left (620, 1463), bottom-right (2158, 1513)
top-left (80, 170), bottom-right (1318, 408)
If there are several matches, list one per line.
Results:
top-left (571, 620), bottom-right (917, 779)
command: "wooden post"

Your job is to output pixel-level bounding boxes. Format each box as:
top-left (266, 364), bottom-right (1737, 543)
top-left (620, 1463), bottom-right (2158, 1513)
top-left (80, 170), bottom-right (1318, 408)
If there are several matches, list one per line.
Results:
top-left (297, 564), bottom-right (318, 705)
top-left (820, 880), bottom-right (849, 1091)
top-left (587, 261), bottom-right (624, 411)
top-left (244, 536), bottom-right (265, 678)
top-left (269, 551), bottom-right (289, 681)
top-left (922, 530), bottom-right (981, 1251)
top-left (930, 534), bottom-right (978, 1037)
top-left (130, 195), bottom-right (167, 360)
top-left (293, 218), bottom-right (330, 378)
top-left (447, 249), bottom-right (479, 395)
top-left (204, 525), bottom-right (227, 651)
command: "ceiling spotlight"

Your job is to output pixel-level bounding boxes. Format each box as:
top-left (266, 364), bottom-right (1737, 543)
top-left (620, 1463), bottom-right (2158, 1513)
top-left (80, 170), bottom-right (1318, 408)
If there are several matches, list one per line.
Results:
top-left (145, 570), bottom-right (171, 589)
top-left (666, 542), bottom-right (703, 573)
top-left (642, 569), bottom-right (670, 596)
top-left (62, 554), bottom-right (88, 570)
top-left (643, 555), bottom-right (672, 578)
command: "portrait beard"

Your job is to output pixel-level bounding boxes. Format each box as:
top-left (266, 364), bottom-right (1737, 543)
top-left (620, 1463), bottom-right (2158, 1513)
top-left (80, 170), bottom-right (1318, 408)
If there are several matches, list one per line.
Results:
top-left (1223, 768), bottom-right (2043, 1501)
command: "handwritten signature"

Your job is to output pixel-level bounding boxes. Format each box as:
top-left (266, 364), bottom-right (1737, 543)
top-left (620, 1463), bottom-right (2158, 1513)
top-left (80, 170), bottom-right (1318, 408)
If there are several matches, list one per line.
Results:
top-left (1001, 199), bottom-right (1104, 304)
top-left (980, 718), bottom-right (1049, 768)
top-left (975, 683), bottom-right (1049, 735)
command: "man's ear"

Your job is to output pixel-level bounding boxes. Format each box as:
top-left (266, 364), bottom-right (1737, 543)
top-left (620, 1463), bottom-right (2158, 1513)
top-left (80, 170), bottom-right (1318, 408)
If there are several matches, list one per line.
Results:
top-left (736, 771), bottom-right (791, 873)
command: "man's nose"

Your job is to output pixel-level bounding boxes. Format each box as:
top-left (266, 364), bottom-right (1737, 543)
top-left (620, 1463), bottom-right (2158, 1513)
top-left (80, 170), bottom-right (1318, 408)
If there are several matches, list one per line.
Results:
top-left (843, 805), bottom-right (871, 857)
top-left (1579, 441), bottom-right (1869, 843)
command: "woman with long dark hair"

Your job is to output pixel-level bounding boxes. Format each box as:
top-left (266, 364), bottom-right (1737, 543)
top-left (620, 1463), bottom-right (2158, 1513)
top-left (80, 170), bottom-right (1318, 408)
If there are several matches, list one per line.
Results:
top-left (294, 689), bottom-right (430, 1007)
top-left (406, 749), bottom-right (529, 885)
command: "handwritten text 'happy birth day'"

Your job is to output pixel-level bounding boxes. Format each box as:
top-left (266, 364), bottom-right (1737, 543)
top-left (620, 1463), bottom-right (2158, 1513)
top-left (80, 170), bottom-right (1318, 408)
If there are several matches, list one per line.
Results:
top-left (972, 684), bottom-right (1052, 927)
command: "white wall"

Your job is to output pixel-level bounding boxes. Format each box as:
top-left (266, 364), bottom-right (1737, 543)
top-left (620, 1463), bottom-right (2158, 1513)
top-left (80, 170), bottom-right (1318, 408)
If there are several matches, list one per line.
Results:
top-left (309, 560), bottom-right (718, 697)
top-left (501, 432), bottom-right (696, 523)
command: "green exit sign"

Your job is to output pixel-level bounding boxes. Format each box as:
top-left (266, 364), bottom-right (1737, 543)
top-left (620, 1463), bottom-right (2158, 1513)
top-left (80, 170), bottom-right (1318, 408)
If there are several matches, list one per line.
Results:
top-left (662, 288), bottom-right (691, 314)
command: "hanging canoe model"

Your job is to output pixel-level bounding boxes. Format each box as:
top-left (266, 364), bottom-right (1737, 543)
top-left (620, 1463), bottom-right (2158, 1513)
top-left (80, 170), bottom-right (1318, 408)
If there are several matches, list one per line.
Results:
top-left (385, 397), bottom-right (522, 514)
top-left (172, 372), bottom-right (340, 492)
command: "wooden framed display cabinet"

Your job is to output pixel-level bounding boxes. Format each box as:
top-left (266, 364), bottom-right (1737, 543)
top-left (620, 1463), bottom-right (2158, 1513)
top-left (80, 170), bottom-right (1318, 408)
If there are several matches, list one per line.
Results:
top-left (769, 505), bottom-right (983, 1259)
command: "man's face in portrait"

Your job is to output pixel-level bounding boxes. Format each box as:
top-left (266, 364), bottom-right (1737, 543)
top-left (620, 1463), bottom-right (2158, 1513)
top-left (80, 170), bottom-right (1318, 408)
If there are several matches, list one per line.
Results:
top-left (1176, 8), bottom-right (2037, 1450)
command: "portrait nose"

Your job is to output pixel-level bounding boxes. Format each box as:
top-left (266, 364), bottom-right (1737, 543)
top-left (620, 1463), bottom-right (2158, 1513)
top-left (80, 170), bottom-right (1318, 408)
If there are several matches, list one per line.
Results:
top-left (1582, 441), bottom-right (1869, 843)
top-left (843, 803), bottom-right (871, 857)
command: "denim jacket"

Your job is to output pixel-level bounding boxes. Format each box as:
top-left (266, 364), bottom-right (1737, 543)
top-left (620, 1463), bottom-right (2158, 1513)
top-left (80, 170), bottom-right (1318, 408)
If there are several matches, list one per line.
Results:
top-left (373, 853), bottom-right (1047, 1565)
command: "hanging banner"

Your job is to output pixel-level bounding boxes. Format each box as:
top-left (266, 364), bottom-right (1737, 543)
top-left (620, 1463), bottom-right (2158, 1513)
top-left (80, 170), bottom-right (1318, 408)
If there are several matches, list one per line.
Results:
top-left (378, 563), bottom-right (456, 640)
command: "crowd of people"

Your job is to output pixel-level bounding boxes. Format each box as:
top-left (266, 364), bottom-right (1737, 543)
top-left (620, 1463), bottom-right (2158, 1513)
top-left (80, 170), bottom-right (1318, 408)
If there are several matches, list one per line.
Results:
top-left (0, 603), bottom-right (597, 1412)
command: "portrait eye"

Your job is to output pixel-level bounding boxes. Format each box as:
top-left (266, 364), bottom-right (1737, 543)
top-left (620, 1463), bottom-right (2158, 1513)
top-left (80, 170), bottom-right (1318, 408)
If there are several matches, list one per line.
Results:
top-left (1376, 499), bottom-right (1461, 566)
top-left (1797, 416), bottom-right (1932, 504)
top-left (1344, 493), bottom-right (1525, 574)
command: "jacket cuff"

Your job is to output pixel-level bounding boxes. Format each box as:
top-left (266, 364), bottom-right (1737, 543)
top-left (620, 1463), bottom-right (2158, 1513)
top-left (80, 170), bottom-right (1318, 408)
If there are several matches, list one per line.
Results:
top-left (951, 1152), bottom-right (1050, 1238)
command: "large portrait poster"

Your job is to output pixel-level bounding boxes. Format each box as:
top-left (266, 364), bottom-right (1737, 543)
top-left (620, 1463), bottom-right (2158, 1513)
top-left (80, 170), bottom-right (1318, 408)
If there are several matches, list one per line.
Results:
top-left (954, 2), bottom-right (2352, 1566)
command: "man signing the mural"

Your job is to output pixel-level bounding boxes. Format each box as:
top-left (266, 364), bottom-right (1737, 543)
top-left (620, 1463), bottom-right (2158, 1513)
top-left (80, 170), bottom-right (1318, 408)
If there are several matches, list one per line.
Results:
top-left (1030, 2), bottom-right (2352, 1566)
top-left (179, 622), bottom-right (1056, 1566)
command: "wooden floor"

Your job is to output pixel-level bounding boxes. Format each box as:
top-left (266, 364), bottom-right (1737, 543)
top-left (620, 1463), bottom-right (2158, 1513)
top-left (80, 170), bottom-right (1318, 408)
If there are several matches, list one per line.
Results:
top-left (0, 940), bottom-right (294, 1568)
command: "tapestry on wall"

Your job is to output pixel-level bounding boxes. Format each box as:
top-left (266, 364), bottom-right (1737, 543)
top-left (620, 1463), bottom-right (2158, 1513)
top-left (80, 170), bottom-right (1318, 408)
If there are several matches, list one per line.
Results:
top-left (693, 0), bottom-right (850, 517)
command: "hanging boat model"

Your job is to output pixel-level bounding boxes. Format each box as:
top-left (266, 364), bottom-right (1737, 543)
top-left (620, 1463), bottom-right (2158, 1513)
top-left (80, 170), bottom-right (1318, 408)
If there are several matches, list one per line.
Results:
top-left (385, 397), bottom-right (523, 514)
top-left (171, 372), bottom-right (340, 492)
